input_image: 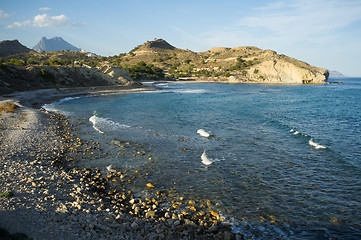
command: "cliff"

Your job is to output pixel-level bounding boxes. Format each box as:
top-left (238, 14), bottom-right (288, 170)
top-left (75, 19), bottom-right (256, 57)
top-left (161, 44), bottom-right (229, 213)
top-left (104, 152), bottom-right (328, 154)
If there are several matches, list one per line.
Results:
top-left (227, 52), bottom-right (329, 84)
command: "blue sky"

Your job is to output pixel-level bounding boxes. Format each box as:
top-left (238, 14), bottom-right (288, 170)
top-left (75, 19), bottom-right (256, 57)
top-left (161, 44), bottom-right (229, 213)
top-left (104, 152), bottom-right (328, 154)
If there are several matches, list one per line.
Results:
top-left (1, 0), bottom-right (361, 76)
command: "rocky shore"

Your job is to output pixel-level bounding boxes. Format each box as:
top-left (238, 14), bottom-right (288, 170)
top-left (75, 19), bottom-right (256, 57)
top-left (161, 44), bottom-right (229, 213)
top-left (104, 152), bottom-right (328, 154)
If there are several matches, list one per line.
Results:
top-left (0, 88), bottom-right (243, 240)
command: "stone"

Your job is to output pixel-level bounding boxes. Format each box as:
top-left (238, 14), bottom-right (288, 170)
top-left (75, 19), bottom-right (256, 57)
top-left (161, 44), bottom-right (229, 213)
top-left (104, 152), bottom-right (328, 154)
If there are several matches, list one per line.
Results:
top-left (224, 231), bottom-right (234, 240)
top-left (145, 210), bottom-right (156, 218)
top-left (131, 222), bottom-right (139, 230)
top-left (209, 223), bottom-right (218, 232)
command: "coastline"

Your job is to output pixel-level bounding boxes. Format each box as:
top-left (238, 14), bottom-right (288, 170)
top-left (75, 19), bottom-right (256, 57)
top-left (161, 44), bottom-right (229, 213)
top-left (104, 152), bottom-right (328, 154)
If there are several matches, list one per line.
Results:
top-left (0, 85), bottom-right (238, 240)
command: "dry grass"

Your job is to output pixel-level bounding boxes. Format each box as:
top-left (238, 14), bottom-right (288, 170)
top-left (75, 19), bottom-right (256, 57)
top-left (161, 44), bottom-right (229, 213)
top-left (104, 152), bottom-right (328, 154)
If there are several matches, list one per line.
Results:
top-left (0, 102), bottom-right (19, 113)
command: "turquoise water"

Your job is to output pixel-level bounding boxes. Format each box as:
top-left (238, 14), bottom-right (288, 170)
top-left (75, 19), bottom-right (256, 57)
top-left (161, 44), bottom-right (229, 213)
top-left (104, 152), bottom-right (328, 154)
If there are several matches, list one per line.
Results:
top-left (46, 79), bottom-right (361, 239)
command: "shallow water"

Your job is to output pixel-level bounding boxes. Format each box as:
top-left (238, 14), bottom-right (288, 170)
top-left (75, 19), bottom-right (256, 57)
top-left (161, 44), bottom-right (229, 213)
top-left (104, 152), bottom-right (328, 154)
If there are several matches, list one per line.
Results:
top-left (45, 79), bottom-right (361, 239)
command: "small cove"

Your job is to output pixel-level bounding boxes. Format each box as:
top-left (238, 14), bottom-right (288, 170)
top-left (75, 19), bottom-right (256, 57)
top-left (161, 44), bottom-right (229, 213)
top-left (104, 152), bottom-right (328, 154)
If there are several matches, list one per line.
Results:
top-left (45, 80), bottom-right (361, 239)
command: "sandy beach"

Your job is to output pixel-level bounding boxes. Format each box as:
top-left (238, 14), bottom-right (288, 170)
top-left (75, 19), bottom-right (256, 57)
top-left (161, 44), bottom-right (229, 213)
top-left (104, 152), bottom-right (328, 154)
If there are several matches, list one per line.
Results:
top-left (0, 85), bottom-right (238, 240)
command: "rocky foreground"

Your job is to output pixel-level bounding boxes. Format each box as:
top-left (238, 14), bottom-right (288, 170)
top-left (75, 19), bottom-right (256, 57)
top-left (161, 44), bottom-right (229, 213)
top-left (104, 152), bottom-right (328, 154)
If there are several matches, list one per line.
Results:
top-left (0, 97), bottom-right (244, 240)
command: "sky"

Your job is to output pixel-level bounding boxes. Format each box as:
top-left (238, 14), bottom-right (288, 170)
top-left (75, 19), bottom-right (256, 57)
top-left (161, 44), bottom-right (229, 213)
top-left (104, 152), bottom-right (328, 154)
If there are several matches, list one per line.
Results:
top-left (1, 0), bottom-right (361, 76)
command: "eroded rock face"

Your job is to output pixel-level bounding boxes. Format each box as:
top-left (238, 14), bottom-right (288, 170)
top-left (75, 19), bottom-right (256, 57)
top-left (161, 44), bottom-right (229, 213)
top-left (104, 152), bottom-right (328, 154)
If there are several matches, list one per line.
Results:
top-left (246, 58), bottom-right (329, 84)
top-left (97, 65), bottom-right (133, 85)
top-left (221, 55), bottom-right (328, 84)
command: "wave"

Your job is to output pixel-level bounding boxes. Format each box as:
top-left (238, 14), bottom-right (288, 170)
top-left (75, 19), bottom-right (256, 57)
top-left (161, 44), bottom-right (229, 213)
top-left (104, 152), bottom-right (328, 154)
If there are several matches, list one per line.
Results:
top-left (42, 104), bottom-right (72, 116)
top-left (197, 129), bottom-right (211, 138)
top-left (289, 129), bottom-right (327, 150)
top-left (89, 113), bottom-right (130, 134)
top-left (154, 83), bottom-right (169, 88)
top-left (308, 139), bottom-right (327, 149)
top-left (42, 96), bottom-right (81, 115)
top-left (161, 89), bottom-right (208, 94)
top-left (201, 151), bottom-right (213, 165)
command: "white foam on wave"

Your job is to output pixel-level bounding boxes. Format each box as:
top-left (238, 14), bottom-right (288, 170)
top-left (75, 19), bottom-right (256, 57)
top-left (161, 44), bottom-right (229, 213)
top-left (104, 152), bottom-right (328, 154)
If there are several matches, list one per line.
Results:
top-left (201, 151), bottom-right (213, 165)
top-left (42, 96), bottom-right (80, 115)
top-left (42, 104), bottom-right (71, 115)
top-left (309, 139), bottom-right (327, 149)
top-left (154, 83), bottom-right (169, 88)
top-left (175, 89), bottom-right (208, 94)
top-left (289, 129), bottom-right (300, 135)
top-left (161, 89), bottom-right (208, 94)
top-left (58, 96), bottom-right (80, 103)
top-left (89, 114), bottom-right (130, 134)
top-left (197, 129), bottom-right (211, 138)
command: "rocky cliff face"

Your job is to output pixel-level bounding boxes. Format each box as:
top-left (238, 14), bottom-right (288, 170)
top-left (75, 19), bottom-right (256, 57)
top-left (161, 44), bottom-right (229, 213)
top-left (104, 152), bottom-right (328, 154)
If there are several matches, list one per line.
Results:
top-left (229, 53), bottom-right (328, 84)
top-left (97, 64), bottom-right (133, 84)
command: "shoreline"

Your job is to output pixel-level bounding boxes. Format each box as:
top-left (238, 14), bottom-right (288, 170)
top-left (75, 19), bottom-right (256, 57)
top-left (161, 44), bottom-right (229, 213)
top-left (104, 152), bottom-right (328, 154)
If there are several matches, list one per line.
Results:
top-left (0, 85), bottom-right (239, 240)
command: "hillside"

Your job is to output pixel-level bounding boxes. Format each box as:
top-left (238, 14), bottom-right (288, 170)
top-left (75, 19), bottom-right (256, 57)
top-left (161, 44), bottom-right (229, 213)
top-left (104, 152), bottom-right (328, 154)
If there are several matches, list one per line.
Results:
top-left (0, 64), bottom-right (135, 95)
top-left (33, 37), bottom-right (81, 53)
top-left (0, 38), bottom-right (329, 86)
top-left (115, 39), bottom-right (329, 84)
top-left (0, 40), bottom-right (32, 57)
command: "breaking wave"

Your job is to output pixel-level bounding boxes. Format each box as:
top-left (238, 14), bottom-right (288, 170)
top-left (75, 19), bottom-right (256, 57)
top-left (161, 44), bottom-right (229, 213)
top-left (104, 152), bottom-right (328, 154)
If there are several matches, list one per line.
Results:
top-left (89, 113), bottom-right (130, 134)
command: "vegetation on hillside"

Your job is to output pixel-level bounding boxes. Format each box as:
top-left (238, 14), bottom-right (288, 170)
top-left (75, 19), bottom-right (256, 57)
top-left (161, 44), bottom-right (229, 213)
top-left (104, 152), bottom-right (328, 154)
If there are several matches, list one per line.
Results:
top-left (2, 39), bottom-right (322, 83)
top-left (125, 61), bottom-right (165, 80)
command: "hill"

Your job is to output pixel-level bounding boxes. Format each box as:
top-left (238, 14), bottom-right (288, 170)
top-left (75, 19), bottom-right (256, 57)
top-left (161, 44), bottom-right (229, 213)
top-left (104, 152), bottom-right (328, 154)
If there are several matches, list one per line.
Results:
top-left (115, 39), bottom-right (329, 84)
top-left (33, 37), bottom-right (81, 53)
top-left (0, 38), bottom-right (329, 86)
top-left (0, 40), bottom-right (32, 57)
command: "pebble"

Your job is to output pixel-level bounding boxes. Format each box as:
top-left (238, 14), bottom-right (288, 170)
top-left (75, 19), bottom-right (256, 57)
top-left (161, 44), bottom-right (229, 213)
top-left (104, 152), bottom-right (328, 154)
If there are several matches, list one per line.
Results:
top-left (0, 105), bottom-right (240, 240)
top-left (131, 222), bottom-right (139, 230)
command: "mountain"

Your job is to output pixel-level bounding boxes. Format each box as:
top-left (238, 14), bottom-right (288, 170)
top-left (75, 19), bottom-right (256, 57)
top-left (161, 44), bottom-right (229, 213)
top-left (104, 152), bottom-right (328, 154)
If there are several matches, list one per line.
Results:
top-left (121, 39), bottom-right (329, 84)
top-left (0, 40), bottom-right (32, 57)
top-left (33, 37), bottom-right (81, 53)
top-left (329, 71), bottom-right (346, 78)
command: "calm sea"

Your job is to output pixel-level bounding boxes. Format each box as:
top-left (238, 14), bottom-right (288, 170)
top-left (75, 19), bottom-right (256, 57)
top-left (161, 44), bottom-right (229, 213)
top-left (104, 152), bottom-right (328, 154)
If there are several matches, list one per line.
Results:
top-left (45, 78), bottom-right (361, 239)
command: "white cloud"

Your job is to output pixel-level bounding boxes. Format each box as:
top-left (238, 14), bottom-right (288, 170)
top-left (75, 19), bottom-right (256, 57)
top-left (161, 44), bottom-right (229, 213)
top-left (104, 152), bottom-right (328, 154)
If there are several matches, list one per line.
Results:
top-left (0, 9), bottom-right (10, 19)
top-left (7, 14), bottom-right (84, 28)
top-left (239, 0), bottom-right (361, 41)
top-left (39, 7), bottom-right (52, 11)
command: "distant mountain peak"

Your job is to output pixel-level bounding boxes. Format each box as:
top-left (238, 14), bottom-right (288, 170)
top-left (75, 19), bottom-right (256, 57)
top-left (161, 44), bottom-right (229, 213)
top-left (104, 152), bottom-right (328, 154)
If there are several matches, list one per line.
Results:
top-left (33, 36), bottom-right (81, 53)
top-left (329, 70), bottom-right (347, 78)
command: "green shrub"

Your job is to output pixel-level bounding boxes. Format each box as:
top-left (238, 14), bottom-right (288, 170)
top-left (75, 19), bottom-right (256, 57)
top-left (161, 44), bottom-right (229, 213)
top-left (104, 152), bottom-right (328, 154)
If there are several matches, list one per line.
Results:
top-left (9, 59), bottom-right (25, 66)
top-left (0, 190), bottom-right (14, 198)
top-left (40, 69), bottom-right (56, 83)
top-left (126, 61), bottom-right (165, 80)
top-left (27, 59), bottom-right (39, 65)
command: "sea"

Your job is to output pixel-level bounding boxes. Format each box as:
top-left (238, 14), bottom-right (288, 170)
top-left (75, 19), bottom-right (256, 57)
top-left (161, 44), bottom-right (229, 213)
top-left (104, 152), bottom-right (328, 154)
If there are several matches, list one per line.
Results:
top-left (44, 78), bottom-right (361, 239)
